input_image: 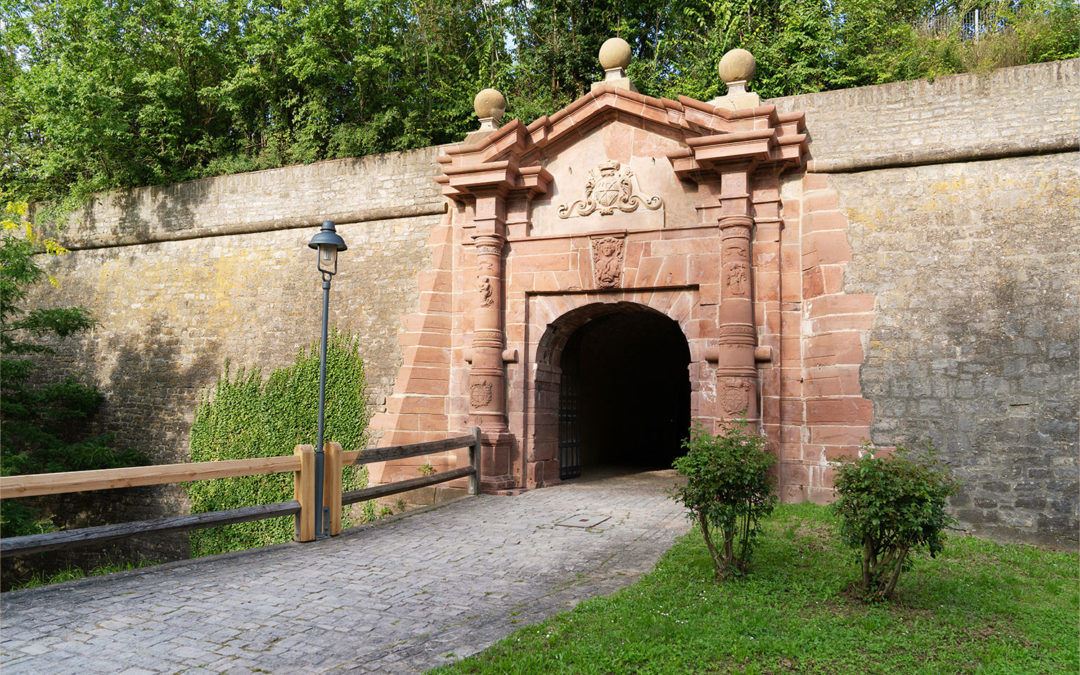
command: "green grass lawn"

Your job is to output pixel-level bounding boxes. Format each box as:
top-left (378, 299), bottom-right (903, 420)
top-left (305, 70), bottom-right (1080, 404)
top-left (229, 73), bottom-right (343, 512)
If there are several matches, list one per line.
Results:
top-left (433, 503), bottom-right (1078, 674)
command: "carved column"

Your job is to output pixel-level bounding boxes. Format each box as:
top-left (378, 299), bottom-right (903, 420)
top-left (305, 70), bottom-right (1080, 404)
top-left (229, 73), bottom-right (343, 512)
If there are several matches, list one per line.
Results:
top-left (716, 164), bottom-right (760, 427)
top-left (468, 191), bottom-right (515, 489)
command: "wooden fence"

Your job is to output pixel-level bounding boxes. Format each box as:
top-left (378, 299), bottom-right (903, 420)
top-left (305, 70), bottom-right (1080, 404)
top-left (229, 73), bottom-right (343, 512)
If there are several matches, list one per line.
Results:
top-left (0, 428), bottom-right (481, 556)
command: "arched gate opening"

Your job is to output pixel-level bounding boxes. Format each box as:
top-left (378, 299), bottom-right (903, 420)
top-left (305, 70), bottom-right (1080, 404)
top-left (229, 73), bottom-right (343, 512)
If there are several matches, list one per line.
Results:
top-left (553, 306), bottom-right (691, 479)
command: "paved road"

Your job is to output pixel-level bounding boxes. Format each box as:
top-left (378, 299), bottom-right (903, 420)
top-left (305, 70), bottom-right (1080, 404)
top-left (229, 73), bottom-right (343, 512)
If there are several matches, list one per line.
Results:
top-left (1, 469), bottom-right (689, 674)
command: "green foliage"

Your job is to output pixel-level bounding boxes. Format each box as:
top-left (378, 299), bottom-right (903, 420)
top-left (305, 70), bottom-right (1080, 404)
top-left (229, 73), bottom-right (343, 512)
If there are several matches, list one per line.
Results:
top-left (832, 442), bottom-right (960, 602)
top-left (185, 329), bottom-right (370, 557)
top-left (3, 1), bottom-right (1076, 214)
top-left (670, 421), bottom-right (777, 578)
top-left (7, 557), bottom-right (159, 590)
top-left (1, 199), bottom-right (146, 537)
top-left (435, 504), bottom-right (1078, 674)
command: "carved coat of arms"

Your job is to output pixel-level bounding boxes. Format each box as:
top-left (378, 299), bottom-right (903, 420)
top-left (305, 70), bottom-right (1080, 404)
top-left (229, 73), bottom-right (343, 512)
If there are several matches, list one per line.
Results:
top-left (591, 237), bottom-right (625, 289)
top-left (558, 160), bottom-right (663, 218)
top-left (470, 380), bottom-right (493, 409)
top-left (719, 378), bottom-right (752, 417)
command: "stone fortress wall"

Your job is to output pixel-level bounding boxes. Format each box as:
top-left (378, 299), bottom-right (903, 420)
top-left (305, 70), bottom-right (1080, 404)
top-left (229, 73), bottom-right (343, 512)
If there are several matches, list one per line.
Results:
top-left (26, 58), bottom-right (1078, 550)
top-left (769, 59), bottom-right (1078, 545)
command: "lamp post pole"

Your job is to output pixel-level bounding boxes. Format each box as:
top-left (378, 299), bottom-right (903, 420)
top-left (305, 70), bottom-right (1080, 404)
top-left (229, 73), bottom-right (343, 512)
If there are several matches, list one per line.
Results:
top-left (308, 221), bottom-right (347, 539)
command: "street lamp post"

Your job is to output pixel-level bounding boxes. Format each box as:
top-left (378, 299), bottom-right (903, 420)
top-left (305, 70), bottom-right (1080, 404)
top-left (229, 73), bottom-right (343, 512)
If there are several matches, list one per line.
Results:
top-left (308, 220), bottom-right (347, 539)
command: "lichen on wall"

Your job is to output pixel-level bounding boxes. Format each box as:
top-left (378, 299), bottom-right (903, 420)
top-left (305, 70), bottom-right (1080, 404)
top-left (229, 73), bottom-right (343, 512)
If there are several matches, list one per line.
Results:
top-left (839, 154), bottom-right (1080, 547)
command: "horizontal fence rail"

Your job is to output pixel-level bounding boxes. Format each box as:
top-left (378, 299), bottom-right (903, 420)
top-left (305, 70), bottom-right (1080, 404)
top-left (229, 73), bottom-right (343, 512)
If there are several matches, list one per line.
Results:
top-left (0, 429), bottom-right (481, 557)
top-left (0, 502), bottom-right (301, 556)
top-left (0, 456), bottom-right (301, 499)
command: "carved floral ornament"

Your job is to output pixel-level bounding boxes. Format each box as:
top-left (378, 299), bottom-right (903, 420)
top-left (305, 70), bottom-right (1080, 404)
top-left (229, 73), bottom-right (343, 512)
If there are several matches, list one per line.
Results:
top-left (558, 160), bottom-right (663, 218)
top-left (591, 236), bottom-right (625, 289)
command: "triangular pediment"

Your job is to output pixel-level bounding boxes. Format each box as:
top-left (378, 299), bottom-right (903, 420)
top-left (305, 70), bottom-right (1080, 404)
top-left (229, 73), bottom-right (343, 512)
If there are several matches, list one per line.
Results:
top-left (437, 83), bottom-right (806, 201)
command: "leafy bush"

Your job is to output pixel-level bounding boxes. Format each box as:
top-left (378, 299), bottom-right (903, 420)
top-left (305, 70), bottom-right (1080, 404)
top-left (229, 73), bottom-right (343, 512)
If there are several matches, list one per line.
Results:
top-left (1, 200), bottom-right (146, 537)
top-left (671, 421), bottom-right (777, 578)
top-left (186, 329), bottom-right (370, 557)
top-left (832, 443), bottom-right (960, 601)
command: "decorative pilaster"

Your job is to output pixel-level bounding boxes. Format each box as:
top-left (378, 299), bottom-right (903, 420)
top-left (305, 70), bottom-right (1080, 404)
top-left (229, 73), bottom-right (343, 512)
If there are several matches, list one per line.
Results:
top-left (467, 193), bottom-right (516, 489)
top-left (716, 165), bottom-right (759, 426)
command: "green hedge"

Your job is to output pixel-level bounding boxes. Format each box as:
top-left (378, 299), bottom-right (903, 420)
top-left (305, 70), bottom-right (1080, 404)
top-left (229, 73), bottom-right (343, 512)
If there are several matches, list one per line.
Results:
top-left (186, 329), bottom-right (370, 557)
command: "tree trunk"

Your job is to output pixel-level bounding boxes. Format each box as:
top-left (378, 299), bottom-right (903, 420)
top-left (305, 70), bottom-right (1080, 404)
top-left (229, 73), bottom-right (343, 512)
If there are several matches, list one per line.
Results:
top-left (697, 511), bottom-right (724, 579)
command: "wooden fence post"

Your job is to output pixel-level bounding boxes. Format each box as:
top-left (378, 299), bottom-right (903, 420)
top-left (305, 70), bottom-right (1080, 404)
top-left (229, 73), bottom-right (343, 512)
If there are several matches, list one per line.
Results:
top-left (294, 444), bottom-right (315, 542)
top-left (468, 427), bottom-right (481, 496)
top-left (324, 442), bottom-right (342, 536)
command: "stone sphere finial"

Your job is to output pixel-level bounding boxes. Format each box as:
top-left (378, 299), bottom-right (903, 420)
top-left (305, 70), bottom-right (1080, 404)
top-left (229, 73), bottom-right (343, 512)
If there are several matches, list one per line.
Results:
top-left (473, 88), bottom-right (506, 122)
top-left (718, 48), bottom-right (756, 85)
top-left (598, 37), bottom-right (632, 70)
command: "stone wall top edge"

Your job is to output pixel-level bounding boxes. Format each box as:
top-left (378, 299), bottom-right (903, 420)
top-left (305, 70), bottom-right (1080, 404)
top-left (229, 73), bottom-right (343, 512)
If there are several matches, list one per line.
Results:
top-left (82, 145), bottom-right (445, 205)
top-left (60, 145), bottom-right (448, 247)
top-left (767, 58), bottom-right (1079, 111)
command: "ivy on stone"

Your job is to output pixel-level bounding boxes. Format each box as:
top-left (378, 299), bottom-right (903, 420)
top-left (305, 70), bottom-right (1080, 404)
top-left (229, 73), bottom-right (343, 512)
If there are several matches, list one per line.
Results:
top-left (185, 329), bottom-right (370, 557)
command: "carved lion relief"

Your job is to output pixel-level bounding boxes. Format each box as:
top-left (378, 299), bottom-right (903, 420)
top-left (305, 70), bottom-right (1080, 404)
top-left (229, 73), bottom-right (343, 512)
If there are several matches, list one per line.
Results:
top-left (591, 236), bottom-right (625, 289)
top-left (558, 160), bottom-right (663, 218)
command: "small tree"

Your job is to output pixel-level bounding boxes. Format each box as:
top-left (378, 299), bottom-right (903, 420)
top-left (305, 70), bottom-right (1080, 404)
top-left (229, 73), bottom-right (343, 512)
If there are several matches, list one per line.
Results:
top-left (832, 443), bottom-right (959, 602)
top-left (671, 421), bottom-right (777, 579)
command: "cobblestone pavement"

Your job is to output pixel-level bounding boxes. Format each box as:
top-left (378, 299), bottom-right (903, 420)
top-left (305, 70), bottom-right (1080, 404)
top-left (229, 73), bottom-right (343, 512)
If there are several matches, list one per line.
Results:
top-left (1, 469), bottom-right (689, 673)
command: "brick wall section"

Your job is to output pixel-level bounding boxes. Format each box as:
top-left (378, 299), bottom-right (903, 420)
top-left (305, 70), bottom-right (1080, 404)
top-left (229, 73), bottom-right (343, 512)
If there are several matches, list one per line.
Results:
top-left (50, 150), bottom-right (445, 248)
top-left (769, 173), bottom-right (876, 505)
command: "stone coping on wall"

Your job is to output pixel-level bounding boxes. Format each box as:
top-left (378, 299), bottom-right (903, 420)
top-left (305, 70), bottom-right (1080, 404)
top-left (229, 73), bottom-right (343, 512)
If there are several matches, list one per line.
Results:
top-left (768, 59), bottom-right (1079, 173)
top-left (49, 146), bottom-right (448, 250)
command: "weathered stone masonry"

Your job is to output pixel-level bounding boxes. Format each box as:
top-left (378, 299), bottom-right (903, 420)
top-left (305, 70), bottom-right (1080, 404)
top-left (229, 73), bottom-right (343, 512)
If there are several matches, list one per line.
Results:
top-left (27, 58), bottom-right (1079, 549)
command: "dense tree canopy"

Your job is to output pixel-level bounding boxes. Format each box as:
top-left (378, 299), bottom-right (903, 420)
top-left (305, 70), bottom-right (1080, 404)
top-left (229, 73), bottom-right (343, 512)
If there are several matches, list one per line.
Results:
top-left (1, 0), bottom-right (1076, 213)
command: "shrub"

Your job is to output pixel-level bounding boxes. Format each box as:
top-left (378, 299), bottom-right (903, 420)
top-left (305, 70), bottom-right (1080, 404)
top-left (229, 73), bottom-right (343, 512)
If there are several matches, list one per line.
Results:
top-left (1, 199), bottom-right (146, 537)
top-left (186, 329), bottom-right (370, 557)
top-left (832, 443), bottom-right (960, 601)
top-left (671, 421), bottom-right (777, 578)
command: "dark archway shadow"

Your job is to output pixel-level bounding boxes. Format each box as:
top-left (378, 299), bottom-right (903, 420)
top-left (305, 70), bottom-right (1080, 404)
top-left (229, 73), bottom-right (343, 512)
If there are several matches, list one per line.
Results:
top-left (551, 304), bottom-right (691, 479)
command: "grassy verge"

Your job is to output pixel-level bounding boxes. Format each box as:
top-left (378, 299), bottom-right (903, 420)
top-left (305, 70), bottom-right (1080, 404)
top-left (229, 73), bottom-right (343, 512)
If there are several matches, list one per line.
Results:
top-left (434, 503), bottom-right (1078, 674)
top-left (8, 558), bottom-right (160, 591)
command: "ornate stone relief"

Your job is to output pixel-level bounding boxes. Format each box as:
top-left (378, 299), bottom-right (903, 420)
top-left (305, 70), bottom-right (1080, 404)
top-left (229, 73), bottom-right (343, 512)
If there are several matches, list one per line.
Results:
top-left (558, 160), bottom-right (663, 218)
top-left (477, 275), bottom-right (494, 306)
top-left (719, 378), bottom-right (752, 417)
top-left (470, 380), bottom-right (494, 409)
top-left (724, 261), bottom-right (750, 295)
top-left (476, 259), bottom-right (496, 307)
top-left (591, 236), bottom-right (625, 289)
